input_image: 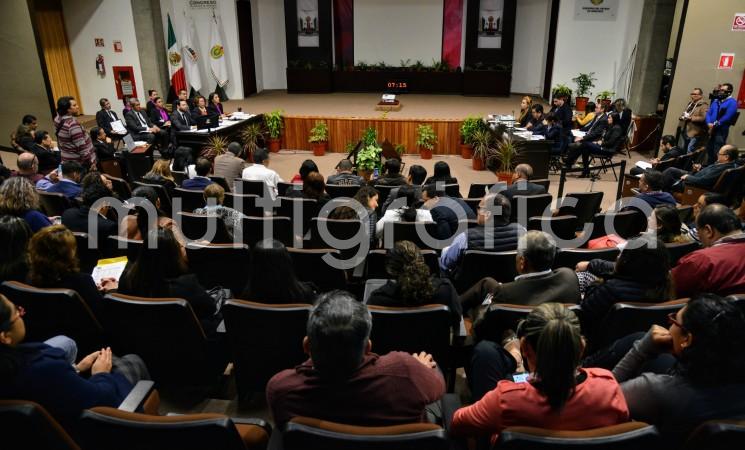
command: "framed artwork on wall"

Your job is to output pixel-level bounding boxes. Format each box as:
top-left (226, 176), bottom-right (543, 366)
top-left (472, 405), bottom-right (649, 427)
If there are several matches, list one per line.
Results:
top-left (298, 0), bottom-right (319, 47)
top-left (113, 40), bottom-right (123, 53)
top-left (95, 38), bottom-right (104, 47)
top-left (477, 0), bottom-right (504, 49)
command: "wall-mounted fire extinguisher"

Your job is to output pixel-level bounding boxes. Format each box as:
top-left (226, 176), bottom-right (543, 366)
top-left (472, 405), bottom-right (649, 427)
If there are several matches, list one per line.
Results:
top-left (96, 54), bottom-right (105, 76)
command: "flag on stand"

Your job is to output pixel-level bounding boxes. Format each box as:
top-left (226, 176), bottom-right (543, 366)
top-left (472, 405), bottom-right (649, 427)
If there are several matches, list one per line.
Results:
top-left (166, 14), bottom-right (186, 102)
top-left (209, 12), bottom-right (229, 99)
top-left (181, 16), bottom-right (203, 96)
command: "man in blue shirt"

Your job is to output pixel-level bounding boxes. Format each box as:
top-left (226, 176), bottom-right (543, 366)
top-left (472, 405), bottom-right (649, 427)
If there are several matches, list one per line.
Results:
top-left (662, 145), bottom-right (739, 192)
top-left (705, 83), bottom-right (738, 165)
top-left (182, 157), bottom-right (214, 191)
top-left (635, 169), bottom-right (676, 208)
top-left (45, 161), bottom-right (83, 199)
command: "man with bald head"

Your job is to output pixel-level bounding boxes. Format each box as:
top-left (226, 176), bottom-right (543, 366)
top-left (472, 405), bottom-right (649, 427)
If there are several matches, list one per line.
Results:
top-left (498, 163), bottom-right (546, 203)
top-left (12, 152), bottom-right (43, 184)
top-left (662, 144), bottom-right (739, 192)
top-left (672, 204), bottom-right (745, 297)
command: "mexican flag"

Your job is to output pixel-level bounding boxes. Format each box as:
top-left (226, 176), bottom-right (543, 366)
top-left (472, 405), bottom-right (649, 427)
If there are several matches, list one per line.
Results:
top-left (166, 14), bottom-right (186, 100)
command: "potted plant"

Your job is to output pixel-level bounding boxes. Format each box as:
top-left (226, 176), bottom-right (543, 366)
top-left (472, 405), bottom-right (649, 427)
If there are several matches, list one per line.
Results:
top-left (395, 144), bottom-right (406, 156)
top-left (415, 124), bottom-right (437, 159)
top-left (308, 121), bottom-right (329, 156)
top-left (552, 84), bottom-right (572, 104)
top-left (571, 72), bottom-right (596, 112)
top-left (596, 90), bottom-right (615, 108)
top-left (355, 144), bottom-right (382, 181)
top-left (459, 116), bottom-right (484, 159)
top-left (239, 123), bottom-right (263, 163)
top-left (361, 126), bottom-right (378, 147)
top-left (264, 109), bottom-right (284, 152)
top-left (470, 128), bottom-right (494, 171)
top-left (493, 136), bottom-right (520, 184)
top-left (200, 134), bottom-right (229, 161)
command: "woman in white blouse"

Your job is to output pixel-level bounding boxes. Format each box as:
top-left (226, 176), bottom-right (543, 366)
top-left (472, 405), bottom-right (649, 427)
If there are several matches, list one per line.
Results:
top-left (375, 185), bottom-right (433, 238)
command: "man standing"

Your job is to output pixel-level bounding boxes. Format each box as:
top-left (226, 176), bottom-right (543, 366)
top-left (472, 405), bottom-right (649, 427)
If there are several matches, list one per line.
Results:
top-left (267, 291), bottom-right (445, 426)
top-left (677, 88), bottom-right (708, 149)
top-left (705, 83), bottom-right (737, 165)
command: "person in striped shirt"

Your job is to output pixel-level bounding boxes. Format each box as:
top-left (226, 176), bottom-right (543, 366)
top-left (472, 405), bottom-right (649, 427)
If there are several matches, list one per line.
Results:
top-left (54, 96), bottom-right (96, 168)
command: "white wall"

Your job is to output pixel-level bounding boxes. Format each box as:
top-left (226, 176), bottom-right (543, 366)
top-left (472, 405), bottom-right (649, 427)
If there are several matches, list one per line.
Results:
top-left (354, 0), bottom-right (444, 66)
top-left (253, 0), bottom-right (288, 90)
top-left (551, 0), bottom-right (644, 100)
top-left (160, 0), bottom-right (244, 99)
top-left (62, 0), bottom-right (145, 115)
top-left (511, 0), bottom-right (551, 95)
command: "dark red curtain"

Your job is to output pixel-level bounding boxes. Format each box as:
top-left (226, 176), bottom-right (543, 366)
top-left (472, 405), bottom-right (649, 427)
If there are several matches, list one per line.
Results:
top-left (442, 0), bottom-right (464, 68)
top-left (333, 0), bottom-right (353, 68)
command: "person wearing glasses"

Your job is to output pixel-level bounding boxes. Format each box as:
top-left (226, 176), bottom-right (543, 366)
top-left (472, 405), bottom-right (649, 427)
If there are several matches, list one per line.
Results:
top-left (450, 303), bottom-right (629, 446)
top-left (0, 294), bottom-right (150, 428)
top-left (661, 145), bottom-right (739, 193)
top-left (677, 88), bottom-right (708, 149)
top-left (613, 294), bottom-right (745, 443)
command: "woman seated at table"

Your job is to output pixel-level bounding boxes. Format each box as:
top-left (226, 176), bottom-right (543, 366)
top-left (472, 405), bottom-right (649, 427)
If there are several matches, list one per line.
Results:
top-left (207, 92), bottom-right (226, 118)
top-left (574, 101), bottom-right (596, 130)
top-left (148, 97), bottom-right (172, 131)
top-left (516, 96), bottom-right (533, 128)
top-left (191, 95), bottom-right (209, 121)
top-left (525, 104), bottom-right (547, 136)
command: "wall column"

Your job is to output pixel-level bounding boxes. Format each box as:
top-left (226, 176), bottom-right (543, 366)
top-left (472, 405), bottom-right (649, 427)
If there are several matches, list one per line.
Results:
top-left (628, 0), bottom-right (676, 115)
top-left (131, 0), bottom-right (168, 100)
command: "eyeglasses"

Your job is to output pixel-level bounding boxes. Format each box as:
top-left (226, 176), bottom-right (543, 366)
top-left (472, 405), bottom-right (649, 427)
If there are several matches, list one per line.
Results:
top-left (667, 312), bottom-right (687, 332)
top-left (1, 305), bottom-right (24, 331)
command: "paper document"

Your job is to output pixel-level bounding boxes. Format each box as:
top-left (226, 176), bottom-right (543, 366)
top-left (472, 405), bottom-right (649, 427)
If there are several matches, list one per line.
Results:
top-left (110, 120), bottom-right (127, 134)
top-left (571, 130), bottom-right (586, 138)
top-left (91, 256), bottom-right (128, 285)
top-left (635, 161), bottom-right (653, 171)
top-left (382, 94), bottom-right (396, 102)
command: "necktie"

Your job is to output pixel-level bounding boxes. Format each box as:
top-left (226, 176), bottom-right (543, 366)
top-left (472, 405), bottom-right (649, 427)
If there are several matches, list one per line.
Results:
top-left (181, 112), bottom-right (187, 124)
top-left (108, 110), bottom-right (115, 121)
top-left (137, 112), bottom-right (146, 127)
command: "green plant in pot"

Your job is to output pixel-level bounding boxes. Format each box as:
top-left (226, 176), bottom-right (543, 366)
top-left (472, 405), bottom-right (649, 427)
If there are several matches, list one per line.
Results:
top-left (264, 109), bottom-right (284, 153)
top-left (571, 72), bottom-right (596, 112)
top-left (395, 144), bottom-right (406, 156)
top-left (596, 90), bottom-right (615, 107)
top-left (361, 127), bottom-right (378, 147)
top-left (239, 123), bottom-right (263, 162)
top-left (355, 144), bottom-right (382, 181)
top-left (459, 116), bottom-right (485, 159)
top-left (552, 84), bottom-right (572, 104)
top-left (493, 136), bottom-right (520, 184)
top-left (415, 124), bottom-right (437, 159)
top-left (200, 134), bottom-right (229, 161)
top-left (308, 121), bottom-right (329, 156)
top-left (470, 128), bottom-right (494, 171)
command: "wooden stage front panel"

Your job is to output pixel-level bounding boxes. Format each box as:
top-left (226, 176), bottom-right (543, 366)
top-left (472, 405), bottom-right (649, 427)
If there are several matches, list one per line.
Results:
top-left (281, 116), bottom-right (462, 155)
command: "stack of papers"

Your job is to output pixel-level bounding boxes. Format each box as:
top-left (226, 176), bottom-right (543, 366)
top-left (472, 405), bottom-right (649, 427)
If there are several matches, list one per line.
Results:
top-left (381, 94), bottom-right (396, 103)
top-left (110, 120), bottom-right (127, 134)
top-left (91, 256), bottom-right (128, 285)
top-left (571, 130), bottom-right (586, 138)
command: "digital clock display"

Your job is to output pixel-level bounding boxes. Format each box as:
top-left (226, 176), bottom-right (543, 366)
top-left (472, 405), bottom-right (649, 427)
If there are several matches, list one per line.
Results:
top-left (385, 79), bottom-right (409, 93)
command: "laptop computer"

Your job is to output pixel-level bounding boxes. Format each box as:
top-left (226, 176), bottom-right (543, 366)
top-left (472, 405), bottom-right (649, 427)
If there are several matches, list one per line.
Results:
top-left (122, 133), bottom-right (149, 154)
top-left (196, 113), bottom-right (220, 130)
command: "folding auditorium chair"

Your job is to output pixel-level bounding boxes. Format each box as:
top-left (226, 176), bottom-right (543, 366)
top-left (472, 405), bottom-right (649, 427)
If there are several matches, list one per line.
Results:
top-left (497, 422), bottom-right (660, 449)
top-left (185, 242), bottom-right (251, 294)
top-left (277, 181), bottom-right (297, 197)
top-left (676, 165), bottom-right (745, 206)
top-left (685, 420), bottom-right (745, 450)
top-left (103, 174), bottom-right (132, 200)
top-left (222, 299), bottom-right (312, 396)
top-left (371, 185), bottom-right (396, 213)
top-left (557, 192), bottom-right (604, 227)
top-left (287, 248), bottom-right (347, 291)
top-left (102, 293), bottom-right (228, 390)
top-left (528, 215), bottom-right (578, 241)
top-left (307, 217), bottom-right (364, 253)
top-left (209, 175), bottom-right (232, 192)
top-left (553, 247), bottom-right (620, 270)
top-left (0, 281), bottom-right (105, 355)
top-left (472, 303), bottom-right (581, 344)
top-left (325, 184), bottom-right (361, 199)
top-left (509, 193), bottom-right (553, 223)
top-left (586, 210), bottom-right (647, 240)
top-left (452, 250), bottom-right (518, 293)
top-left (37, 191), bottom-right (73, 217)
top-left (0, 400), bottom-right (81, 450)
top-left (467, 183), bottom-right (497, 198)
top-left (172, 187), bottom-right (207, 213)
top-left (665, 241), bottom-right (700, 266)
top-left (596, 299), bottom-right (688, 348)
top-left (531, 178), bottom-right (550, 192)
top-left (224, 192), bottom-right (264, 217)
top-left (443, 183), bottom-right (461, 197)
top-left (72, 231), bottom-right (102, 274)
top-left (464, 198), bottom-right (481, 216)
top-left (282, 417), bottom-right (448, 450)
top-left (171, 170), bottom-right (186, 186)
top-left (122, 152), bottom-right (153, 182)
top-left (276, 196), bottom-right (319, 238)
top-left (177, 212), bottom-right (232, 243)
top-left (240, 216), bottom-right (293, 247)
top-left (382, 221), bottom-right (439, 250)
top-left (365, 249), bottom-right (440, 279)
top-left (132, 181), bottom-right (172, 215)
top-left (233, 179), bottom-right (270, 197)
top-left (107, 236), bottom-right (143, 260)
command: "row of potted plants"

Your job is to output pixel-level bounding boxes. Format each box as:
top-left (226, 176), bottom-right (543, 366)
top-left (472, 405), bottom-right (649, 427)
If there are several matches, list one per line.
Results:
top-left (554, 72), bottom-right (615, 111)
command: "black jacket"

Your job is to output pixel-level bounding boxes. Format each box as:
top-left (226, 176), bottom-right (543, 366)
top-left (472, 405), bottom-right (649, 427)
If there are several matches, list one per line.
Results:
top-left (582, 113), bottom-right (609, 142)
top-left (367, 277), bottom-right (462, 327)
top-left (429, 197), bottom-right (476, 240)
top-left (207, 103), bottom-right (224, 116)
top-left (30, 144), bottom-right (61, 174)
top-left (601, 124), bottom-right (626, 152)
top-left (95, 109), bottom-right (120, 134)
top-left (501, 180), bottom-right (547, 203)
top-left (149, 108), bottom-right (171, 128)
top-left (93, 140), bottom-right (116, 162)
top-left (61, 206), bottom-right (118, 253)
top-left (170, 109), bottom-right (194, 131)
top-left (551, 103), bottom-right (573, 133)
top-left (124, 110), bottom-right (153, 135)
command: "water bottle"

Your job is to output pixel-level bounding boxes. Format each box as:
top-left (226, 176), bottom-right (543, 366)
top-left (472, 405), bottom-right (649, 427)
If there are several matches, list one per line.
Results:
top-left (373, 167), bottom-right (379, 178)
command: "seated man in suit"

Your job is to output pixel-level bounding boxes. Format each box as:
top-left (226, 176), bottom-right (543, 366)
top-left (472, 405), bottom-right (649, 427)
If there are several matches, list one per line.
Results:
top-left (170, 99), bottom-right (194, 146)
top-left (440, 193), bottom-right (522, 276)
top-left (181, 158), bottom-right (214, 191)
top-left (90, 127), bottom-right (117, 162)
top-left (95, 98), bottom-right (126, 138)
top-left (630, 135), bottom-right (684, 176)
top-left (525, 104), bottom-right (546, 136)
top-left (566, 102), bottom-right (609, 149)
top-left (213, 142), bottom-right (246, 191)
top-left (327, 159), bottom-right (365, 186)
top-left (662, 145), bottom-right (739, 192)
top-left (171, 89), bottom-right (193, 112)
top-left (61, 182), bottom-right (117, 251)
top-left (29, 130), bottom-right (61, 175)
top-left (45, 161), bottom-right (83, 199)
top-left (499, 163), bottom-right (547, 203)
top-left (124, 97), bottom-right (166, 147)
top-left (267, 291), bottom-right (445, 427)
top-left (461, 230), bottom-right (581, 325)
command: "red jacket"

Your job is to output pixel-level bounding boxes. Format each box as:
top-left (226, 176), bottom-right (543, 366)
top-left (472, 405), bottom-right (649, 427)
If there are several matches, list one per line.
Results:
top-left (672, 235), bottom-right (745, 298)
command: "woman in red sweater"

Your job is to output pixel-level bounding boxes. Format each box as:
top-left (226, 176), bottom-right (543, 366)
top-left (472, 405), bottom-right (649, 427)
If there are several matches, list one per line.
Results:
top-left (450, 303), bottom-right (629, 445)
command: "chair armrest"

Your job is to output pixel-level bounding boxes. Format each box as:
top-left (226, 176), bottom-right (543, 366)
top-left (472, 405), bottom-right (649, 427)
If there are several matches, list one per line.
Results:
top-left (440, 393), bottom-right (462, 432)
top-left (233, 417), bottom-right (273, 436)
top-left (678, 183), bottom-right (709, 206)
top-left (117, 380), bottom-right (155, 412)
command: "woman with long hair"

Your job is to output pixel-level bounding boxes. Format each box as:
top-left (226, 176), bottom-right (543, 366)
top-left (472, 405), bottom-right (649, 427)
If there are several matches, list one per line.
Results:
top-left (28, 225), bottom-right (116, 313)
top-left (451, 303), bottom-right (629, 445)
top-left (614, 294), bottom-right (745, 441)
top-left (424, 161), bottom-right (458, 186)
top-left (289, 159), bottom-right (319, 184)
top-left (574, 101), bottom-right (596, 130)
top-left (367, 240), bottom-right (461, 324)
top-left (0, 294), bottom-right (149, 428)
top-left (0, 177), bottom-right (52, 232)
top-left (517, 96), bottom-right (533, 128)
top-left (122, 185), bottom-right (184, 244)
top-left (650, 205), bottom-right (692, 244)
top-left (118, 228), bottom-right (219, 335)
top-left (143, 159), bottom-right (177, 195)
top-left (207, 92), bottom-right (226, 117)
top-left (352, 185), bottom-right (379, 243)
top-left (239, 239), bottom-right (316, 304)
top-left (375, 185), bottom-right (432, 238)
top-left (171, 146), bottom-right (196, 178)
top-left (0, 216), bottom-right (32, 284)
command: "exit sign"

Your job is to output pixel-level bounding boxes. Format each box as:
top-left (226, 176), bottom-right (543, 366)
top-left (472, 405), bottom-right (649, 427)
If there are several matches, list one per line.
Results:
top-left (718, 53), bottom-right (735, 70)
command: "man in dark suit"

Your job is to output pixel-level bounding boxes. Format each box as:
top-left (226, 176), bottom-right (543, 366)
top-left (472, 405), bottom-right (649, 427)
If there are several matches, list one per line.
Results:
top-left (62, 183), bottom-right (118, 251)
top-left (663, 144), bottom-right (739, 192)
top-left (500, 164), bottom-right (547, 203)
top-left (171, 89), bottom-right (193, 112)
top-left (29, 130), bottom-right (61, 174)
top-left (170, 99), bottom-right (193, 146)
top-left (124, 98), bottom-right (166, 146)
top-left (145, 89), bottom-right (159, 116)
top-left (182, 158), bottom-right (214, 190)
top-left (90, 127), bottom-right (117, 162)
top-left (95, 98), bottom-right (126, 138)
top-left (612, 98), bottom-right (633, 133)
top-left (567, 102), bottom-right (608, 150)
top-left (549, 95), bottom-right (573, 140)
top-left (461, 230), bottom-right (581, 333)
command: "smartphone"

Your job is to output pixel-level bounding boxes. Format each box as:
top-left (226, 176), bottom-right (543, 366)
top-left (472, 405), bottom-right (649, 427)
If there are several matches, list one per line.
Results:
top-left (481, 293), bottom-right (494, 306)
top-left (511, 373), bottom-right (530, 383)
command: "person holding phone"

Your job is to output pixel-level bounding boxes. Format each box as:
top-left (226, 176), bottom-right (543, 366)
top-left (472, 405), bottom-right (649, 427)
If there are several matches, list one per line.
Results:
top-left (450, 303), bottom-right (629, 446)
